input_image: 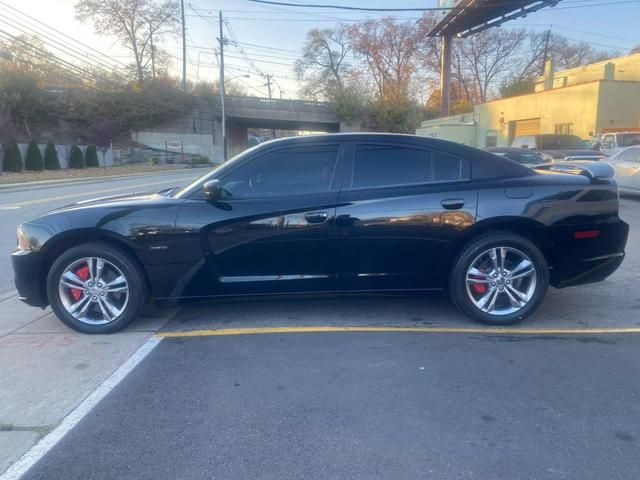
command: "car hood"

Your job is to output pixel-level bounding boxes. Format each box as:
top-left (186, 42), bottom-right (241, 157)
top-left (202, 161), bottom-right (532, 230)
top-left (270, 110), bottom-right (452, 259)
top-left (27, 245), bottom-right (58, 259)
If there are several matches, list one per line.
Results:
top-left (45, 190), bottom-right (174, 215)
top-left (542, 148), bottom-right (605, 159)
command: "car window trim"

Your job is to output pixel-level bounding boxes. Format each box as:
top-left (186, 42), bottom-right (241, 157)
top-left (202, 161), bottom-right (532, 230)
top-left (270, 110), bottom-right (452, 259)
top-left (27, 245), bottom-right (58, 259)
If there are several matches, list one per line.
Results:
top-left (344, 141), bottom-right (471, 192)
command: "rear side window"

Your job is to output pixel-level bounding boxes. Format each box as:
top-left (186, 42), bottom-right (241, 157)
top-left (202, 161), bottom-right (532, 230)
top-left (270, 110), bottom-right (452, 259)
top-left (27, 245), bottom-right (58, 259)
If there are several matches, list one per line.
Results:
top-left (433, 151), bottom-right (470, 181)
top-left (350, 144), bottom-right (469, 189)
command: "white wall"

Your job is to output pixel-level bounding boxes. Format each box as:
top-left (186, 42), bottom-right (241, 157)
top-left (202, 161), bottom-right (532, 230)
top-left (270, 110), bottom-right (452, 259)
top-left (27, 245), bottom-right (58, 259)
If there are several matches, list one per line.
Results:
top-left (132, 131), bottom-right (217, 162)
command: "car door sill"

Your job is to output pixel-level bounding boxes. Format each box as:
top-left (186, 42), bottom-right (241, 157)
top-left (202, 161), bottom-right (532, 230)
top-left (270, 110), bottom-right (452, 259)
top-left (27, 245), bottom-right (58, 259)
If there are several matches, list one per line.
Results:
top-left (155, 287), bottom-right (444, 301)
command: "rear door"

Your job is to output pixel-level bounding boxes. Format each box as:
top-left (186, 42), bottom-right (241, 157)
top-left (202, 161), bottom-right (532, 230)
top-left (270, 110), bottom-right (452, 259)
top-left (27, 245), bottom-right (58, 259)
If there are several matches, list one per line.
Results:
top-left (334, 141), bottom-right (477, 291)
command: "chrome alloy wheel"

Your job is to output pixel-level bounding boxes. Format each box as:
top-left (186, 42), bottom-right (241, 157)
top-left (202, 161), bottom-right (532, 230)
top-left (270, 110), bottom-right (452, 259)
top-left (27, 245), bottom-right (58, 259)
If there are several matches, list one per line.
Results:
top-left (465, 247), bottom-right (537, 316)
top-left (58, 257), bottom-right (129, 325)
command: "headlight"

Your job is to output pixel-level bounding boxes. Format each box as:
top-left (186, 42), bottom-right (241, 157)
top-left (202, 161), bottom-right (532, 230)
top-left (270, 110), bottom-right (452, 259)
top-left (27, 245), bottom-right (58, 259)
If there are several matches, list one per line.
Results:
top-left (17, 227), bottom-right (31, 251)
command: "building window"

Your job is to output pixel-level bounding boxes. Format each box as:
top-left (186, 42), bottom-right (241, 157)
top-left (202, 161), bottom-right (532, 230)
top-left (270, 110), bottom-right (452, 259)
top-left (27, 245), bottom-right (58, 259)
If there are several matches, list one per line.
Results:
top-left (555, 123), bottom-right (574, 134)
top-left (485, 130), bottom-right (498, 147)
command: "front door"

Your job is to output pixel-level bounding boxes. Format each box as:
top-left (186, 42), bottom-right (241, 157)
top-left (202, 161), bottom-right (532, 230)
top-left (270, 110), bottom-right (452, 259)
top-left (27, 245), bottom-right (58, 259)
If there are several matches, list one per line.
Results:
top-left (334, 142), bottom-right (477, 291)
top-left (175, 143), bottom-right (343, 297)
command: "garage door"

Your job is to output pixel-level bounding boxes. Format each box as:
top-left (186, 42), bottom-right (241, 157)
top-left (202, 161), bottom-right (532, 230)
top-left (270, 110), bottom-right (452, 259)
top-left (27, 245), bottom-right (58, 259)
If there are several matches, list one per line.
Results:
top-left (514, 118), bottom-right (541, 136)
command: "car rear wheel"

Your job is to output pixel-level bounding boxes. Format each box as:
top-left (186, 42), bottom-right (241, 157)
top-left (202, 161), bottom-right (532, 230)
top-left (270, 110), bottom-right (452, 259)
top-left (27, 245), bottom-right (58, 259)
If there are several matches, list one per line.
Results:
top-left (47, 243), bottom-right (148, 334)
top-left (449, 233), bottom-right (549, 325)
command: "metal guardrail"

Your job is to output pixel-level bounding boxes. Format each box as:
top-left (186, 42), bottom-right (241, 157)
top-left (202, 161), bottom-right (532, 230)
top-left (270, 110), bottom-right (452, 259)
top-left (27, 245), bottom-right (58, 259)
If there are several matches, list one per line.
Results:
top-left (225, 95), bottom-right (335, 114)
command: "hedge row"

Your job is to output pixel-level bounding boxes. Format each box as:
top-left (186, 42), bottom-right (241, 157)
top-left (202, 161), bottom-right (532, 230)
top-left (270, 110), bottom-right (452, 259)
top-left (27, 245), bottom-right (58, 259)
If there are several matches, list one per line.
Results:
top-left (2, 143), bottom-right (100, 172)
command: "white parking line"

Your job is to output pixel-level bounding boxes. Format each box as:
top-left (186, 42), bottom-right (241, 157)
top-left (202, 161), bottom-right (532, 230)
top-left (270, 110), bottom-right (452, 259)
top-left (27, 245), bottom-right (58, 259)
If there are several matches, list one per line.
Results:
top-left (0, 336), bottom-right (162, 480)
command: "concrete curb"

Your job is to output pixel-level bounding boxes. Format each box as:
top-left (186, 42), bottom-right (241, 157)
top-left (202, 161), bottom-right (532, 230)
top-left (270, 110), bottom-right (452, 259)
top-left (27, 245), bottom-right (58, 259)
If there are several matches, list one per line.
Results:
top-left (0, 168), bottom-right (207, 190)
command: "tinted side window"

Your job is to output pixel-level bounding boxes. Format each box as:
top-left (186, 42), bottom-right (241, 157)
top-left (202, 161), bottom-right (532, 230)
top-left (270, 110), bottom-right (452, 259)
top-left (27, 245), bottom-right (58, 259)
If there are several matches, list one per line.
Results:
top-left (351, 144), bottom-right (469, 189)
top-left (220, 145), bottom-right (338, 198)
top-left (433, 151), bottom-right (470, 181)
top-left (352, 145), bottom-right (430, 188)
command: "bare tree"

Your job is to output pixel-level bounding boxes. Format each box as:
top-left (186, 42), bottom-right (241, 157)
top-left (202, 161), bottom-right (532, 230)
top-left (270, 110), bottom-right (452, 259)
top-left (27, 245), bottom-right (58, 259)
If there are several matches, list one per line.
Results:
top-left (348, 17), bottom-right (418, 102)
top-left (455, 28), bottom-right (528, 103)
top-left (547, 35), bottom-right (619, 69)
top-left (295, 26), bottom-right (351, 99)
top-left (74, 0), bottom-right (180, 84)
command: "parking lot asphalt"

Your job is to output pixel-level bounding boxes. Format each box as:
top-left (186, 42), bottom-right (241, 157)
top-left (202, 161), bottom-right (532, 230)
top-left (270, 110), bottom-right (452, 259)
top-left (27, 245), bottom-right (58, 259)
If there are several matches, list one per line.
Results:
top-left (20, 330), bottom-right (640, 480)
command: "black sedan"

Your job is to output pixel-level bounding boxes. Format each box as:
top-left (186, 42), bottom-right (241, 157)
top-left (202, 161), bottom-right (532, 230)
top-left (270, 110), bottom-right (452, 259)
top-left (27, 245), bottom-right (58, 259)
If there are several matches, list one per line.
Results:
top-left (12, 134), bottom-right (629, 333)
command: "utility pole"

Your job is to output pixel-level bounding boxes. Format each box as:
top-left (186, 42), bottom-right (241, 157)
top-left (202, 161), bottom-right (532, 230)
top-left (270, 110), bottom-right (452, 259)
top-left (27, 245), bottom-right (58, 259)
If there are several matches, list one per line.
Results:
top-left (218, 10), bottom-right (227, 161)
top-left (180, 0), bottom-right (186, 91)
top-left (439, 35), bottom-right (452, 118)
top-left (541, 27), bottom-right (552, 75)
top-left (149, 21), bottom-right (156, 80)
top-left (265, 74), bottom-right (272, 100)
top-left (265, 74), bottom-right (275, 138)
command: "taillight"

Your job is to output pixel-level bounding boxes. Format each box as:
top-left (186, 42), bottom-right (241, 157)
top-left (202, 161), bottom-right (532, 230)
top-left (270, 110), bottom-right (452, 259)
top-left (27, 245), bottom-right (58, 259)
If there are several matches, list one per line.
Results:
top-left (574, 230), bottom-right (600, 239)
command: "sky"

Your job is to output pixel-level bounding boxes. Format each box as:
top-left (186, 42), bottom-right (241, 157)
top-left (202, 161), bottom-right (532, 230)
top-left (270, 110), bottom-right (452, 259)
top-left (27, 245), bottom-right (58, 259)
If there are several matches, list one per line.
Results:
top-left (8, 0), bottom-right (640, 99)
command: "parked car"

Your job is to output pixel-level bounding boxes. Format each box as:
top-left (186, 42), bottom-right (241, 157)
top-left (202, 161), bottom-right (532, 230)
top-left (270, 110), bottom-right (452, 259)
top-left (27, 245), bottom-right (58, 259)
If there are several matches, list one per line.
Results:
top-left (12, 134), bottom-right (628, 333)
top-left (484, 147), bottom-right (546, 166)
top-left (604, 145), bottom-right (640, 194)
top-left (596, 131), bottom-right (640, 155)
top-left (511, 134), bottom-right (607, 162)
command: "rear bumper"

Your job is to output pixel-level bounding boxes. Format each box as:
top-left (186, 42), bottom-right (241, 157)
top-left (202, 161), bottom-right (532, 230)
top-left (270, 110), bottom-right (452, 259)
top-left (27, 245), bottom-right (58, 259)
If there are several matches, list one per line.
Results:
top-left (11, 249), bottom-right (48, 307)
top-left (550, 218), bottom-right (629, 288)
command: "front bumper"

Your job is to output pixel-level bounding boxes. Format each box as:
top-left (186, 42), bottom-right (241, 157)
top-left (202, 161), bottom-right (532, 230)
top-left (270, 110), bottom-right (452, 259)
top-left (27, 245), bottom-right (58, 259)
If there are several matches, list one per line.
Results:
top-left (11, 249), bottom-right (48, 307)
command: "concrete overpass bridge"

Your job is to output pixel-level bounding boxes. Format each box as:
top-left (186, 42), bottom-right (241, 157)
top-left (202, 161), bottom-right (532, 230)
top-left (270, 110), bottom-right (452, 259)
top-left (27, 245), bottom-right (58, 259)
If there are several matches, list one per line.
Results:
top-left (134, 95), bottom-right (361, 162)
top-left (225, 96), bottom-right (341, 132)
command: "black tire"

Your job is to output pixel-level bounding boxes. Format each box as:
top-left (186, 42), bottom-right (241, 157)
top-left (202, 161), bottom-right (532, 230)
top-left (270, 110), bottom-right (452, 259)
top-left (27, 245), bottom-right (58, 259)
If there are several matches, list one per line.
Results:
top-left (449, 232), bottom-right (549, 325)
top-left (46, 242), bottom-right (148, 334)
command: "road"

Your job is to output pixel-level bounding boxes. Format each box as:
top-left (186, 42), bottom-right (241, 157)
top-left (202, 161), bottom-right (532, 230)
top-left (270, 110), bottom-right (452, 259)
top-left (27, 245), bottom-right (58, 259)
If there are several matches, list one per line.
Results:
top-left (20, 331), bottom-right (640, 480)
top-left (0, 169), bottom-right (203, 295)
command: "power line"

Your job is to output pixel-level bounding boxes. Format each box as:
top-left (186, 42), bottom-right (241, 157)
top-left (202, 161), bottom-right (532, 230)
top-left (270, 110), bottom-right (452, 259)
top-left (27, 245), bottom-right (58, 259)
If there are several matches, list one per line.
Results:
top-left (242, 0), bottom-right (451, 11)
top-left (0, 26), bottom-right (217, 120)
top-left (0, 1), bottom-right (207, 109)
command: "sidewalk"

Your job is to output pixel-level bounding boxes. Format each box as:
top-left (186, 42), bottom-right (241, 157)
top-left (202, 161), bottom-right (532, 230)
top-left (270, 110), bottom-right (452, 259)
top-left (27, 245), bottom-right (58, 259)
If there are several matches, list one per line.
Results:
top-left (0, 167), bottom-right (206, 191)
top-left (0, 294), bottom-right (178, 475)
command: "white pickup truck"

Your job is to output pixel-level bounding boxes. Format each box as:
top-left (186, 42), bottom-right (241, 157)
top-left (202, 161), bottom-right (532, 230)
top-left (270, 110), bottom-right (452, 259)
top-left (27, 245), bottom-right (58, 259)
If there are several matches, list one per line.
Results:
top-left (596, 131), bottom-right (640, 155)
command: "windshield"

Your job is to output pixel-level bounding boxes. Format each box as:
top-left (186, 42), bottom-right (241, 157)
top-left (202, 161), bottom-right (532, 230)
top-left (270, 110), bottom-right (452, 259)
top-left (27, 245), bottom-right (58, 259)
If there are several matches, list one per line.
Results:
top-left (538, 135), bottom-right (587, 150)
top-left (503, 152), bottom-right (545, 165)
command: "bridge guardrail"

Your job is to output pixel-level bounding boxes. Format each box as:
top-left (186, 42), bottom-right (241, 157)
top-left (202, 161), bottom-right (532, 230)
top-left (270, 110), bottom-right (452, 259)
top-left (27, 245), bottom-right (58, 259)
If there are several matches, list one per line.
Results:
top-left (225, 95), bottom-right (335, 114)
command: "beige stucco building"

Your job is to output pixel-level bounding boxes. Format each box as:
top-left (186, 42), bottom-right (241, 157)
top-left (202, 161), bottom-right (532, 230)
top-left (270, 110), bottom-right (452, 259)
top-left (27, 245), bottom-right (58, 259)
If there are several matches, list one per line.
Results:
top-left (416, 53), bottom-right (640, 147)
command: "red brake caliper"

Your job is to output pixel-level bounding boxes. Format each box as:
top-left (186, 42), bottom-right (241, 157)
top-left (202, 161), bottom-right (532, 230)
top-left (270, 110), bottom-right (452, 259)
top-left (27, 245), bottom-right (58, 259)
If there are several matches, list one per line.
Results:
top-left (69, 265), bottom-right (90, 301)
top-left (469, 273), bottom-right (487, 295)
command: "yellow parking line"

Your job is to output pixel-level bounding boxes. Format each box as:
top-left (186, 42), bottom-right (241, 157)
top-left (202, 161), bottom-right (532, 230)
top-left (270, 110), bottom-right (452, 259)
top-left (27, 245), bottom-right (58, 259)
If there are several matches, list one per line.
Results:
top-left (157, 325), bottom-right (640, 338)
top-left (0, 178), bottom-right (184, 208)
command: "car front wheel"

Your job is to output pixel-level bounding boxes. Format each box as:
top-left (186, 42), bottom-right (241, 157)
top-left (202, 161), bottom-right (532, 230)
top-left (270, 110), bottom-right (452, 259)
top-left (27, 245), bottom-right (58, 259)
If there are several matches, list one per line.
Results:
top-left (46, 243), bottom-right (148, 334)
top-left (449, 233), bottom-right (549, 325)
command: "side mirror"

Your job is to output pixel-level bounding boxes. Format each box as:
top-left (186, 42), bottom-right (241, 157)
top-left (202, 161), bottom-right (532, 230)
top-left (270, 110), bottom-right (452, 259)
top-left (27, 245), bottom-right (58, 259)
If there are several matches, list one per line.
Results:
top-left (203, 179), bottom-right (222, 201)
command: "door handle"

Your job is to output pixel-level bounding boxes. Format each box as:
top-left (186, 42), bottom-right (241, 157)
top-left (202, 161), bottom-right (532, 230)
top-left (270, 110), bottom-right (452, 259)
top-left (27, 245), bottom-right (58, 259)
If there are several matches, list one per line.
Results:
top-left (441, 198), bottom-right (465, 210)
top-left (304, 211), bottom-right (329, 224)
